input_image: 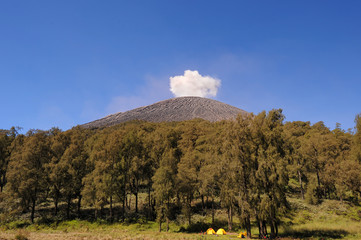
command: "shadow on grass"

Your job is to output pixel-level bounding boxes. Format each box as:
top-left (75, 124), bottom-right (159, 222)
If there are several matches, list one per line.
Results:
top-left (179, 220), bottom-right (228, 233)
top-left (280, 229), bottom-right (349, 239)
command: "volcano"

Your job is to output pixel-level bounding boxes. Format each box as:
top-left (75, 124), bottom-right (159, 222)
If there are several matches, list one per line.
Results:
top-left (82, 96), bottom-right (248, 128)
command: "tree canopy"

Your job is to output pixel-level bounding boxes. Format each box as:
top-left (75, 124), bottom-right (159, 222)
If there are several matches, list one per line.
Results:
top-left (1, 111), bottom-right (361, 238)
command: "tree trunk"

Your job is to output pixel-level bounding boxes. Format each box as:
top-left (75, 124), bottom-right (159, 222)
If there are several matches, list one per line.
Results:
top-left (159, 219), bottom-right (162, 232)
top-left (246, 216), bottom-right (251, 239)
top-left (201, 195), bottom-right (205, 212)
top-left (31, 197), bottom-right (36, 223)
top-left (211, 197), bottom-right (215, 225)
top-left (77, 194), bottom-right (82, 218)
top-left (270, 221), bottom-right (275, 239)
top-left (166, 217), bottom-right (169, 232)
top-left (228, 205), bottom-right (233, 231)
top-left (263, 220), bottom-right (268, 238)
top-left (110, 195), bottom-right (113, 222)
top-left (316, 168), bottom-right (321, 188)
top-left (54, 197), bottom-right (59, 216)
top-left (122, 196), bottom-right (125, 222)
top-left (128, 194), bottom-right (131, 210)
top-left (123, 171), bottom-right (127, 221)
top-left (166, 198), bottom-right (170, 232)
top-left (148, 182), bottom-right (151, 209)
top-left (298, 169), bottom-right (304, 199)
top-left (135, 183), bottom-right (138, 213)
top-left (0, 173), bottom-right (6, 192)
top-left (187, 196), bottom-right (192, 225)
top-left (67, 195), bottom-right (71, 219)
top-left (257, 218), bottom-right (261, 239)
top-left (258, 220), bottom-right (267, 239)
top-left (147, 182), bottom-right (152, 221)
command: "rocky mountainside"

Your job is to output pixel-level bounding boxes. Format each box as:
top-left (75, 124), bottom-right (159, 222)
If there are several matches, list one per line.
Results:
top-left (82, 96), bottom-right (248, 128)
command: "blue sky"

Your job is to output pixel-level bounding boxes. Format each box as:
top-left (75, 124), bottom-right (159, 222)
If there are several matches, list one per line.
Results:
top-left (1, 1), bottom-right (361, 132)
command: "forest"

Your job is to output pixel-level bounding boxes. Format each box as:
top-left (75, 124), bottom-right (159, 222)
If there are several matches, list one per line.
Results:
top-left (1, 109), bottom-right (361, 239)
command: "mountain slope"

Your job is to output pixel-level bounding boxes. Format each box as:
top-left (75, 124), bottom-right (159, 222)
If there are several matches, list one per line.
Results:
top-left (82, 96), bottom-right (248, 128)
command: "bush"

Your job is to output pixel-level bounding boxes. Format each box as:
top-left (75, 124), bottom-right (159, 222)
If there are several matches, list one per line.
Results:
top-left (14, 235), bottom-right (28, 240)
top-left (305, 180), bottom-right (320, 205)
top-left (14, 229), bottom-right (29, 240)
top-left (346, 207), bottom-right (361, 221)
top-left (6, 221), bottom-right (30, 230)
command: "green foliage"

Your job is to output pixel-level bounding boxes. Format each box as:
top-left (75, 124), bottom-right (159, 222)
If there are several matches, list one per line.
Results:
top-left (1, 111), bottom-right (361, 239)
top-left (346, 206), bottom-right (361, 221)
top-left (305, 178), bottom-right (321, 205)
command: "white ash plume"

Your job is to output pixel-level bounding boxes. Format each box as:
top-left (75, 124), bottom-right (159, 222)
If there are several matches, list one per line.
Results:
top-left (169, 70), bottom-right (221, 98)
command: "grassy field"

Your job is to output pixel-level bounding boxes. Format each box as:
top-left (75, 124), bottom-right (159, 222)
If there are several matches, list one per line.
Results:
top-left (0, 221), bottom-right (360, 240)
top-left (0, 221), bottom-right (243, 240)
top-left (1, 196), bottom-right (361, 240)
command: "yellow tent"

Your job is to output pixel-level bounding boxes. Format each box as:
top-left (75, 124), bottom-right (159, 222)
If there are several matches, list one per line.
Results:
top-left (206, 228), bottom-right (215, 235)
top-left (238, 231), bottom-right (247, 238)
top-left (216, 228), bottom-right (226, 235)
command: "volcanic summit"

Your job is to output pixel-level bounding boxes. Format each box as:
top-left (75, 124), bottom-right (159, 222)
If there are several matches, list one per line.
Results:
top-left (82, 96), bottom-right (248, 128)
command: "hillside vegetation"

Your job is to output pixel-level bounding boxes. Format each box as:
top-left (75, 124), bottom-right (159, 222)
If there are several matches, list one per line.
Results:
top-left (1, 109), bottom-right (361, 239)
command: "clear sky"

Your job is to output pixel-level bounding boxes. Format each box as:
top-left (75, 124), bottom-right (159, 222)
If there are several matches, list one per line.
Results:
top-left (1, 1), bottom-right (361, 132)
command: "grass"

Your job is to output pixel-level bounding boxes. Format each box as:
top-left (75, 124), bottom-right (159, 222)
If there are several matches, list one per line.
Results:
top-left (0, 222), bottom-right (240, 240)
top-left (1, 195), bottom-right (361, 239)
top-left (277, 197), bottom-right (361, 239)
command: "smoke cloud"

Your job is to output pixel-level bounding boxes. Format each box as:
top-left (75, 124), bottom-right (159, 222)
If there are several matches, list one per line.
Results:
top-left (169, 70), bottom-right (221, 98)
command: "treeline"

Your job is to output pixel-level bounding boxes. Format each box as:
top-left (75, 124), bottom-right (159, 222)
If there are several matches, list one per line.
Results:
top-left (1, 109), bottom-right (361, 238)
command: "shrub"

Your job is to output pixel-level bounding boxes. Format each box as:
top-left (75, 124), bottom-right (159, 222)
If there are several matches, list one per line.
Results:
top-left (305, 180), bottom-right (320, 205)
top-left (14, 229), bottom-right (29, 240)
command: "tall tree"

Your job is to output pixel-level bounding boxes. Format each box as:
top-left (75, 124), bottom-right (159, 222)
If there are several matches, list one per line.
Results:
top-left (83, 130), bottom-right (123, 221)
top-left (352, 114), bottom-right (361, 163)
top-left (250, 110), bottom-right (288, 238)
top-left (153, 148), bottom-right (178, 232)
top-left (177, 120), bottom-right (210, 226)
top-left (60, 127), bottom-right (91, 219)
top-left (46, 128), bottom-right (70, 216)
top-left (118, 128), bottom-right (144, 220)
top-left (233, 115), bottom-right (254, 238)
top-left (284, 121), bottom-right (311, 199)
top-left (301, 122), bottom-right (333, 200)
top-left (7, 130), bottom-right (51, 223)
top-left (0, 127), bottom-right (19, 192)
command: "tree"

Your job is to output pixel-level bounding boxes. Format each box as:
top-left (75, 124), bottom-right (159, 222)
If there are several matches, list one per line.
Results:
top-left (7, 130), bottom-right (51, 223)
top-left (0, 127), bottom-right (19, 192)
top-left (352, 114), bottom-right (361, 163)
top-left (250, 110), bottom-right (288, 238)
top-left (117, 129), bottom-right (139, 220)
top-left (46, 128), bottom-right (70, 216)
top-left (83, 130), bottom-right (122, 221)
top-left (324, 125), bottom-right (352, 201)
top-left (300, 122), bottom-right (336, 200)
top-left (152, 149), bottom-right (178, 232)
top-left (218, 121), bottom-right (242, 231)
top-left (284, 121), bottom-right (311, 199)
top-left (60, 127), bottom-right (91, 219)
top-left (198, 124), bottom-right (220, 225)
top-left (232, 115), bottom-right (254, 238)
top-left (176, 120), bottom-right (210, 226)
